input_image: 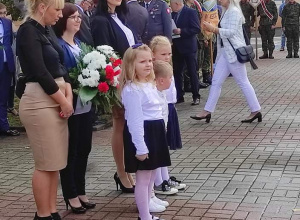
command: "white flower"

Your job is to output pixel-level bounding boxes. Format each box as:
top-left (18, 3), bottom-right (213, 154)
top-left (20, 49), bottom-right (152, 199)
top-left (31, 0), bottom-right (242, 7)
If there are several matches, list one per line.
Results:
top-left (112, 75), bottom-right (119, 87)
top-left (78, 69), bottom-right (100, 88)
top-left (97, 45), bottom-right (118, 58)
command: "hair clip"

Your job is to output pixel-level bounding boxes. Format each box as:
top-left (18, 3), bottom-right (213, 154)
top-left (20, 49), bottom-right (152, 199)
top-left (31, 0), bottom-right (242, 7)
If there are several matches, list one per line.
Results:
top-left (131, 43), bottom-right (143, 49)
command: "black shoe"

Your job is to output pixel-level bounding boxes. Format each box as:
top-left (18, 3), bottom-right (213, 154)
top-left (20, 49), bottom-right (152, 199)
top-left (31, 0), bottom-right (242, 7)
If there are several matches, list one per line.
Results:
top-left (280, 47), bottom-right (284, 51)
top-left (269, 52), bottom-right (274, 59)
top-left (191, 98), bottom-right (200, 106)
top-left (190, 114), bottom-right (211, 123)
top-left (176, 97), bottom-right (185, 104)
top-left (51, 212), bottom-right (61, 220)
top-left (0, 129), bottom-right (20, 136)
top-left (34, 213), bottom-right (53, 220)
top-left (113, 172), bottom-right (134, 193)
top-left (241, 112), bottom-right (262, 123)
top-left (199, 82), bottom-right (209, 89)
top-left (259, 53), bottom-right (268, 59)
top-left (228, 73), bottom-right (233, 77)
top-left (294, 53), bottom-right (299, 58)
top-left (138, 216), bottom-right (163, 220)
top-left (79, 198), bottom-right (96, 209)
top-left (286, 53), bottom-right (293, 58)
top-left (64, 199), bottom-right (86, 214)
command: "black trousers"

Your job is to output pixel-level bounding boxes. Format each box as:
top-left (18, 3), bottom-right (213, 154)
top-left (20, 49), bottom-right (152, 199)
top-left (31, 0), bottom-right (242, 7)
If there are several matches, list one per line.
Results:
top-left (172, 47), bottom-right (200, 100)
top-left (60, 111), bottom-right (93, 199)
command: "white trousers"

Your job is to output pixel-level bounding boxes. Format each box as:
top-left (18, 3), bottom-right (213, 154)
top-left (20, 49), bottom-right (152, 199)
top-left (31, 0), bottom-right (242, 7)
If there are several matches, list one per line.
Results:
top-left (204, 50), bottom-right (261, 113)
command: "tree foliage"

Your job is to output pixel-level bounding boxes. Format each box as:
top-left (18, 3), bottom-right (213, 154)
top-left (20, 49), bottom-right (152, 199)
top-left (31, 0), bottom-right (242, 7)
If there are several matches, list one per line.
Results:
top-left (1, 0), bottom-right (24, 20)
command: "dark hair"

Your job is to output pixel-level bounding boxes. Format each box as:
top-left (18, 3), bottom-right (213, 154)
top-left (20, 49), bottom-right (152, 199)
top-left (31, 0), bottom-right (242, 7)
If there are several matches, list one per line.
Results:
top-left (95, 0), bottom-right (127, 17)
top-left (53, 3), bottom-right (78, 37)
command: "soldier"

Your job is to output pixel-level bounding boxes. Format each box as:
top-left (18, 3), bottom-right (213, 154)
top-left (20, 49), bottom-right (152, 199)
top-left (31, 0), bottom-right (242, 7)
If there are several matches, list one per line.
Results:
top-left (281, 0), bottom-right (300, 58)
top-left (240, 0), bottom-right (255, 40)
top-left (140, 0), bottom-right (173, 44)
top-left (257, 0), bottom-right (278, 59)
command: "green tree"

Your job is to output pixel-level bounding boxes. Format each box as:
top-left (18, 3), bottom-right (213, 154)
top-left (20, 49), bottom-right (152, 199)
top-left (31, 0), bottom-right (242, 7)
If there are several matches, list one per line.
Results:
top-left (1, 0), bottom-right (23, 20)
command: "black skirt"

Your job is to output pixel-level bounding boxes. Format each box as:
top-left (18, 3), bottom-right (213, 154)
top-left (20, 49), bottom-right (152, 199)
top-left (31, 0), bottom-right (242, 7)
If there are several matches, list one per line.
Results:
top-left (167, 103), bottom-right (182, 150)
top-left (124, 119), bottom-right (171, 173)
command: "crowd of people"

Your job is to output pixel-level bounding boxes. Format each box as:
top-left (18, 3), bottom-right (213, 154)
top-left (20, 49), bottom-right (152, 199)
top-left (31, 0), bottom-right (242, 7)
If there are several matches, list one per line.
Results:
top-left (2, 0), bottom-right (300, 219)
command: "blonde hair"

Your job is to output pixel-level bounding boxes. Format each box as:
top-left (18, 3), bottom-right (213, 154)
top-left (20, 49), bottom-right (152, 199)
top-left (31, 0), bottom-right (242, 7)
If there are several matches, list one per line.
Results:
top-left (25, 0), bottom-right (64, 17)
top-left (153, 60), bottom-right (173, 79)
top-left (119, 44), bottom-right (155, 92)
top-left (149, 36), bottom-right (171, 54)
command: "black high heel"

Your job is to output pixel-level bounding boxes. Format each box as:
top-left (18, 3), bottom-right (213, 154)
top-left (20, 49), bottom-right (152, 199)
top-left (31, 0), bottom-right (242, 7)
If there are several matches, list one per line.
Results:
top-left (64, 199), bottom-right (86, 214)
top-left (114, 172), bottom-right (134, 193)
top-left (33, 212), bottom-right (53, 220)
top-left (241, 112), bottom-right (262, 123)
top-left (190, 114), bottom-right (211, 123)
top-left (79, 198), bottom-right (96, 209)
top-left (51, 212), bottom-right (61, 220)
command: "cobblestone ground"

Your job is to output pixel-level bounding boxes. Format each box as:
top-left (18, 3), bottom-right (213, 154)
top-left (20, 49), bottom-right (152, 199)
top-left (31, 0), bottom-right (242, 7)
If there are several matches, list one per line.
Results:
top-left (1, 50), bottom-right (300, 220)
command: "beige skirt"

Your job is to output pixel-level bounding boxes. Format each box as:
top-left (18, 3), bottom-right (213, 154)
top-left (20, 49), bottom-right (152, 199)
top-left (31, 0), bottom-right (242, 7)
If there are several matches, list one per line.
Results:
top-left (19, 77), bottom-right (68, 171)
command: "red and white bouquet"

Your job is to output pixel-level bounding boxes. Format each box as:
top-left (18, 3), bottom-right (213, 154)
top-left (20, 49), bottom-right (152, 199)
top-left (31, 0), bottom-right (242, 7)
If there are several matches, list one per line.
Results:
top-left (69, 44), bottom-right (122, 113)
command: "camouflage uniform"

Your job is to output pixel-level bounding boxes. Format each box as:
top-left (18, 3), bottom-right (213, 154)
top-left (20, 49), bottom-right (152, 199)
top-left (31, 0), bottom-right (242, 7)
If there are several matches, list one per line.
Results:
top-left (282, 1), bottom-right (300, 58)
top-left (240, 0), bottom-right (255, 40)
top-left (257, 0), bottom-right (278, 59)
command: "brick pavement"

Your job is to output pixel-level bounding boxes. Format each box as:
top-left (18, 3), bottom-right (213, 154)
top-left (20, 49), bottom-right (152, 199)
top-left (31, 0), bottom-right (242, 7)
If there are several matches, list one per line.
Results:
top-left (1, 50), bottom-right (300, 220)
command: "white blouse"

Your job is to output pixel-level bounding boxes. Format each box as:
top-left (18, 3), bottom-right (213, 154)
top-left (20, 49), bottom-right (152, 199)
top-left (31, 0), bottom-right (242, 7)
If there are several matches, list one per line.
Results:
top-left (111, 13), bottom-right (135, 47)
top-left (165, 76), bottom-right (177, 104)
top-left (122, 82), bottom-right (163, 155)
top-left (157, 90), bottom-right (168, 127)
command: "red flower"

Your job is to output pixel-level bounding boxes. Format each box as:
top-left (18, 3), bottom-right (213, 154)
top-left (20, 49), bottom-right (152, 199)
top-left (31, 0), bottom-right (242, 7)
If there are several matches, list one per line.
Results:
top-left (98, 82), bottom-right (109, 93)
top-left (114, 69), bottom-right (121, 76)
top-left (113, 59), bottom-right (122, 67)
top-left (105, 65), bottom-right (114, 81)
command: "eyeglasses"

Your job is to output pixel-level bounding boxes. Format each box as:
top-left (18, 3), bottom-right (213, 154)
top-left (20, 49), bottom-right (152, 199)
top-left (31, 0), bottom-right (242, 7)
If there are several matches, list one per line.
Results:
top-left (132, 43), bottom-right (143, 49)
top-left (68, 15), bottom-right (82, 22)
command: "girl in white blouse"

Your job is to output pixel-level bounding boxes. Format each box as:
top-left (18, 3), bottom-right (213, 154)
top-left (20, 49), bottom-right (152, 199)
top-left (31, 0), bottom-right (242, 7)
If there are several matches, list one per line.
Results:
top-left (120, 44), bottom-right (171, 220)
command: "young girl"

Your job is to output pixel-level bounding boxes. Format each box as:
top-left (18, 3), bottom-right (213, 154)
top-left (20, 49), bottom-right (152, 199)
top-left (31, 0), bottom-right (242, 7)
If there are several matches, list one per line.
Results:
top-left (149, 36), bottom-right (186, 197)
top-left (120, 44), bottom-right (171, 220)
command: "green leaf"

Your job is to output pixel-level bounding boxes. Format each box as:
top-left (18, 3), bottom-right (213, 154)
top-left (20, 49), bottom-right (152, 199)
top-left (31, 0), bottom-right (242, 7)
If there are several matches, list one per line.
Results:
top-left (79, 87), bottom-right (98, 104)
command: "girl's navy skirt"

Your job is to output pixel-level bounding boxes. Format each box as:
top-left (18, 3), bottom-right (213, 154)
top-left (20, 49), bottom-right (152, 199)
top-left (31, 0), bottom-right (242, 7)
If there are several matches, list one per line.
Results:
top-left (124, 119), bottom-right (171, 173)
top-left (167, 103), bottom-right (182, 150)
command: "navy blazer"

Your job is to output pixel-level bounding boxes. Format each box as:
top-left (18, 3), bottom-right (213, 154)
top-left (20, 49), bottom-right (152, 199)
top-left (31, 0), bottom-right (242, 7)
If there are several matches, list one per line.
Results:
top-left (172, 6), bottom-right (200, 54)
top-left (0, 18), bottom-right (15, 73)
top-left (91, 13), bottom-right (136, 58)
top-left (58, 37), bottom-right (80, 71)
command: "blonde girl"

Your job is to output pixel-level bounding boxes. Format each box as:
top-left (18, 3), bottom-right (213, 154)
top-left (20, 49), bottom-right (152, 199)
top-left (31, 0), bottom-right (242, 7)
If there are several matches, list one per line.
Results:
top-left (120, 44), bottom-right (171, 220)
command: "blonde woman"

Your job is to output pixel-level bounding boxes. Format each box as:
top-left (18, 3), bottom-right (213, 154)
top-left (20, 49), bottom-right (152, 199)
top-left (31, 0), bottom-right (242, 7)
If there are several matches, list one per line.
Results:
top-left (191, 0), bottom-right (261, 123)
top-left (16, 0), bottom-right (73, 219)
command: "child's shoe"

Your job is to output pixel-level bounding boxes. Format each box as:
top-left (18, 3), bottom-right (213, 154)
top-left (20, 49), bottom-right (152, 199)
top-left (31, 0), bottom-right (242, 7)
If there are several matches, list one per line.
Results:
top-left (149, 199), bottom-right (166, 213)
top-left (168, 176), bottom-right (186, 190)
top-left (152, 195), bottom-right (169, 207)
top-left (154, 180), bottom-right (178, 195)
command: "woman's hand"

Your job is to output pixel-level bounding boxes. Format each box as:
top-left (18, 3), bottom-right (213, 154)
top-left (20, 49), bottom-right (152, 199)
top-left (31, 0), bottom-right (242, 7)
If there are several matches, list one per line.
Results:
top-left (203, 21), bottom-right (215, 32)
top-left (135, 153), bottom-right (149, 161)
top-left (60, 101), bottom-right (73, 118)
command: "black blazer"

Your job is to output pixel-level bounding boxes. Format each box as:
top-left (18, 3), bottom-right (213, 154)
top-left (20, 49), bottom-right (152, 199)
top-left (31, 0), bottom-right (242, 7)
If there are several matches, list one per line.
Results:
top-left (172, 6), bottom-right (200, 54)
top-left (91, 13), bottom-right (136, 58)
top-left (76, 7), bottom-right (94, 46)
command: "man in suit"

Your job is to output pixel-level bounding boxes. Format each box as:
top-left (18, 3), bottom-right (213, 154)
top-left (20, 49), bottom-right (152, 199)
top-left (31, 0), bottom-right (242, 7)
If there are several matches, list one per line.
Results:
top-left (74, 0), bottom-right (94, 46)
top-left (127, 0), bottom-right (149, 43)
top-left (140, 0), bottom-right (172, 44)
top-left (170, 0), bottom-right (201, 105)
top-left (0, 15), bottom-right (19, 136)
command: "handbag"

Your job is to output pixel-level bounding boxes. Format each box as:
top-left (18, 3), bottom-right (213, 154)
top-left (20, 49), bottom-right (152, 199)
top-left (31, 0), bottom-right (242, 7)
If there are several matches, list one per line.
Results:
top-left (226, 26), bottom-right (258, 70)
top-left (15, 72), bottom-right (26, 99)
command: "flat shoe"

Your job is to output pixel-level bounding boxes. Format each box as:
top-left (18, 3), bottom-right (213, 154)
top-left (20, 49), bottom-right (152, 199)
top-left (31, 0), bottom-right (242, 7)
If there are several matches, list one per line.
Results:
top-left (0, 129), bottom-right (20, 136)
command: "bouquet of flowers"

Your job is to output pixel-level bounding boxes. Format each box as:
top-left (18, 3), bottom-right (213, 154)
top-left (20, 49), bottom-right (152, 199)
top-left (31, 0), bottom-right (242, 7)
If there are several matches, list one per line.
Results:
top-left (69, 43), bottom-right (122, 114)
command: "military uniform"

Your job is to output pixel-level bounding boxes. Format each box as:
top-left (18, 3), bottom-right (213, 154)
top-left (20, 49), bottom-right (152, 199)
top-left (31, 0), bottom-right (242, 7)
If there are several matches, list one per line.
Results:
top-left (257, 0), bottom-right (278, 59)
top-left (240, 0), bottom-right (255, 40)
top-left (282, 1), bottom-right (300, 58)
top-left (140, 0), bottom-right (172, 44)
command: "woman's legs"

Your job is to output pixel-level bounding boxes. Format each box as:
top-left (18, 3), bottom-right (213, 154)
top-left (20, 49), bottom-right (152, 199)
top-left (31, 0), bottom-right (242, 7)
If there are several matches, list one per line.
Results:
top-left (204, 53), bottom-right (230, 113)
top-left (228, 62), bottom-right (261, 113)
top-left (112, 116), bottom-right (132, 188)
top-left (32, 170), bottom-right (53, 217)
top-left (49, 171), bottom-right (59, 213)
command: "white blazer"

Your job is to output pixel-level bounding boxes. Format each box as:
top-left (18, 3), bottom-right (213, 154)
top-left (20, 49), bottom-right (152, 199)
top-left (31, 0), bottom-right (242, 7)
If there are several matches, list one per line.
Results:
top-left (216, 7), bottom-right (246, 63)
